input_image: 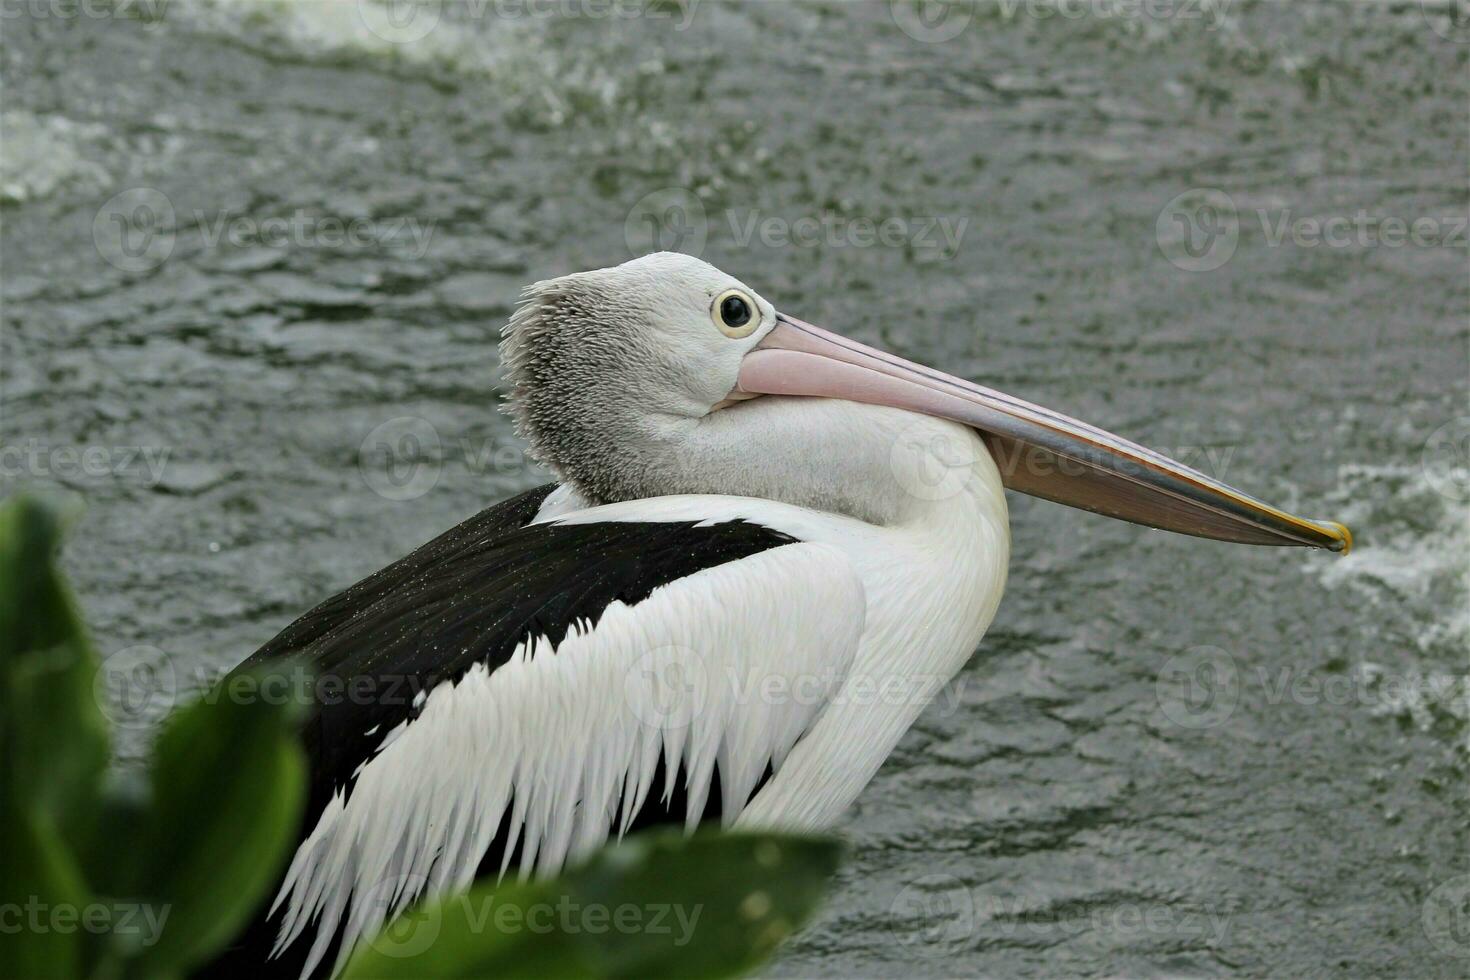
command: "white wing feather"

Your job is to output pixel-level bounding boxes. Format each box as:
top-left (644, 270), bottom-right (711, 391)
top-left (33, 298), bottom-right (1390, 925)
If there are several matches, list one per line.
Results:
top-left (269, 540), bottom-right (865, 978)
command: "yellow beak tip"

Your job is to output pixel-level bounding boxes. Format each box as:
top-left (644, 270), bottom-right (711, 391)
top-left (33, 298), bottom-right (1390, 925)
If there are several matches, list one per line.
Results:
top-left (1318, 520), bottom-right (1353, 556)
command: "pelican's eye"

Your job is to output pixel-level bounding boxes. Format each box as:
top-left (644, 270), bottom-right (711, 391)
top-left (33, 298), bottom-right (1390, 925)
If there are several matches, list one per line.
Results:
top-left (713, 289), bottom-right (758, 338)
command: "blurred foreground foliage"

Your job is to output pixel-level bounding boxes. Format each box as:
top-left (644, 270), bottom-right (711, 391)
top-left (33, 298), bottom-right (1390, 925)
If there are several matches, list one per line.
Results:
top-left (0, 495), bottom-right (840, 978)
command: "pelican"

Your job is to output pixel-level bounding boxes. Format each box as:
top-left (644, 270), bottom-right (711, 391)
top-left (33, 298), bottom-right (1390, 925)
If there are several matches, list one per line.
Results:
top-left (216, 252), bottom-right (1349, 977)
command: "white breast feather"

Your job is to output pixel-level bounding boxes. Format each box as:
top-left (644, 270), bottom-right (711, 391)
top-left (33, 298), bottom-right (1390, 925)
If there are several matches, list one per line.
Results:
top-left (268, 541), bottom-right (866, 979)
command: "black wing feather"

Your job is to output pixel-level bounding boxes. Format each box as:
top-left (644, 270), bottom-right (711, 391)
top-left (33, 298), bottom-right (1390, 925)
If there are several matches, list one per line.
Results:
top-left (237, 483), bottom-right (797, 821)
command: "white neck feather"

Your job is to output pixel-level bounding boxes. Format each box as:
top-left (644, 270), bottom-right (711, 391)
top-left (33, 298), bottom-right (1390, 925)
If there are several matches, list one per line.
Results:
top-left (605, 396), bottom-right (985, 528)
top-left (734, 413), bottom-right (1011, 828)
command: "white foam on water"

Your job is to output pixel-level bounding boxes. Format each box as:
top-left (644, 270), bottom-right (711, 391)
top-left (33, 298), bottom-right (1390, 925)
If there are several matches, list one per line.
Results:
top-left (178, 0), bottom-right (646, 128)
top-left (183, 0), bottom-right (512, 70)
top-left (1312, 462), bottom-right (1468, 629)
top-left (0, 110), bottom-right (112, 205)
top-left (1307, 460), bottom-right (1470, 750)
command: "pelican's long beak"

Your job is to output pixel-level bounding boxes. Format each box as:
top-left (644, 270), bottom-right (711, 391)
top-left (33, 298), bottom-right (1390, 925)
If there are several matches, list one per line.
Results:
top-left (737, 313), bottom-right (1351, 553)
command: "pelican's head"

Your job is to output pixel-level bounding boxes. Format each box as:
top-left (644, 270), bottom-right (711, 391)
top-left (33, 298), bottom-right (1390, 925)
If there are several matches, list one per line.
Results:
top-left (502, 252), bottom-right (1349, 552)
top-left (502, 253), bottom-right (774, 462)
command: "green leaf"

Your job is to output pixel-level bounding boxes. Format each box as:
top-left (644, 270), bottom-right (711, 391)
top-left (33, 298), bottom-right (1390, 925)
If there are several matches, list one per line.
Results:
top-left (341, 830), bottom-right (843, 980)
top-left (0, 495), bottom-right (110, 978)
top-left (0, 495), bottom-right (110, 847)
top-left (0, 799), bottom-right (92, 978)
top-left (124, 664), bottom-right (311, 976)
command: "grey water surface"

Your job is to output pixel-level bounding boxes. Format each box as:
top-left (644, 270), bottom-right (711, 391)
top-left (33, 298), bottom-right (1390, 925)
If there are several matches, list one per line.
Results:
top-left (2, 1), bottom-right (1467, 976)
